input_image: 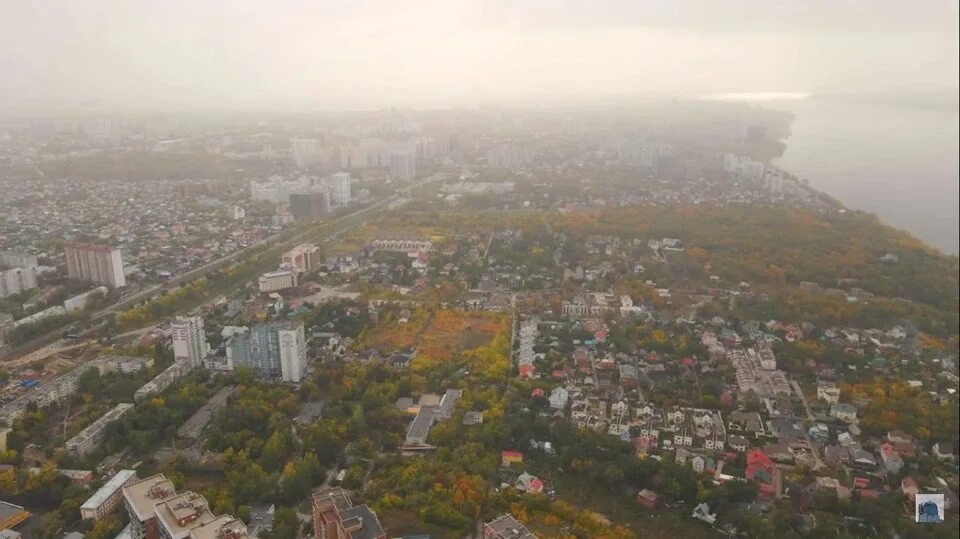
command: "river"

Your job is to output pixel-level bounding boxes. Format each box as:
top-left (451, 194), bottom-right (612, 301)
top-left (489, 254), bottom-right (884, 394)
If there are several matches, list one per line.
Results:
top-left (767, 95), bottom-right (959, 254)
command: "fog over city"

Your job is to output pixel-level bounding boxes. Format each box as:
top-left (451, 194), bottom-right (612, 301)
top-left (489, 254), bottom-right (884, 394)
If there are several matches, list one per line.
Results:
top-left (2, 0), bottom-right (958, 111)
top-left (0, 3), bottom-right (959, 539)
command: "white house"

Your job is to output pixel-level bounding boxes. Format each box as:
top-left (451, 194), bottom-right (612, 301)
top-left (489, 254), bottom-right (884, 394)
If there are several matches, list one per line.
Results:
top-left (830, 403), bottom-right (858, 423)
top-left (548, 387), bottom-right (569, 410)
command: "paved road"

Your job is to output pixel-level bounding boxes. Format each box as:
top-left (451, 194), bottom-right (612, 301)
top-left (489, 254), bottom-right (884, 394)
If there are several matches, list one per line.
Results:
top-left (791, 380), bottom-right (815, 421)
top-left (0, 171), bottom-right (453, 364)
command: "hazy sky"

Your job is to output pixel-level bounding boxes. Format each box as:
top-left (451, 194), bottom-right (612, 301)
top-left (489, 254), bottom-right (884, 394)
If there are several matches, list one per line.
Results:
top-left (2, 0), bottom-right (958, 110)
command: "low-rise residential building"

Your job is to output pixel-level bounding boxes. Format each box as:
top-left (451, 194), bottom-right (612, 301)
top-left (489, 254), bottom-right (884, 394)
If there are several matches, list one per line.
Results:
top-left (637, 489), bottom-right (659, 510)
top-left (63, 286), bottom-right (108, 313)
top-left (135, 361), bottom-right (191, 402)
top-left (728, 435), bottom-right (750, 452)
top-left (0, 502), bottom-right (30, 531)
top-left (368, 239), bottom-right (432, 253)
top-left (830, 403), bottom-right (858, 423)
top-left (548, 387), bottom-right (569, 410)
top-left (878, 443), bottom-right (904, 474)
top-left (515, 472), bottom-right (544, 494)
top-left (80, 469), bottom-right (138, 521)
top-left (482, 514), bottom-right (536, 539)
top-left (66, 403), bottom-right (134, 457)
top-left (501, 451), bottom-right (524, 466)
top-left (817, 381), bottom-right (840, 404)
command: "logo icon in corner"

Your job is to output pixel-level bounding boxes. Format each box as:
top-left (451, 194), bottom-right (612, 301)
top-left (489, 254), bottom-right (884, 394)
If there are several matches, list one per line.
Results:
top-left (915, 493), bottom-right (944, 524)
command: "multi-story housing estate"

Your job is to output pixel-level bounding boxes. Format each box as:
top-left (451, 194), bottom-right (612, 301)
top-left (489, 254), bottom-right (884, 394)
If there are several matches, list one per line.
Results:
top-left (0, 356), bottom-right (149, 424)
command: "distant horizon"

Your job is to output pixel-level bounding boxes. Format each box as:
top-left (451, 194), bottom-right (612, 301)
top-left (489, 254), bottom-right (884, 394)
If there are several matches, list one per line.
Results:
top-left (1, 88), bottom-right (957, 117)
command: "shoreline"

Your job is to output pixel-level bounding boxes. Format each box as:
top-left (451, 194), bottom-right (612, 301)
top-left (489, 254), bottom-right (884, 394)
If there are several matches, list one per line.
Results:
top-left (764, 97), bottom-right (959, 255)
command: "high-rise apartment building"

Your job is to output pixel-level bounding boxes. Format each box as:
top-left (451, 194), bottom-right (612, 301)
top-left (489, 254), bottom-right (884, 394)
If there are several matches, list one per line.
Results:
top-left (225, 321), bottom-right (307, 382)
top-left (389, 149), bottom-right (417, 180)
top-left (250, 175), bottom-right (313, 205)
top-left (123, 474), bottom-right (177, 539)
top-left (64, 242), bottom-right (126, 288)
top-left (0, 251), bottom-right (39, 269)
top-left (277, 324), bottom-right (307, 383)
top-left (122, 475), bottom-right (249, 539)
top-left (291, 137), bottom-right (325, 168)
top-left (170, 316), bottom-right (209, 368)
top-left (486, 144), bottom-right (530, 170)
top-left (322, 171), bottom-right (352, 208)
top-left (0, 267), bottom-right (37, 298)
top-left (289, 191), bottom-right (331, 221)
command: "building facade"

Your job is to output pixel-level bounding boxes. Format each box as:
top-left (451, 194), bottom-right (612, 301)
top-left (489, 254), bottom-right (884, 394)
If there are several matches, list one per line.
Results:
top-left (282, 244), bottom-right (322, 272)
top-left (0, 251), bottom-right (39, 269)
top-left (0, 267), bottom-right (36, 298)
top-left (80, 469), bottom-right (138, 521)
top-left (389, 149), bottom-right (417, 180)
top-left (321, 172), bottom-right (351, 208)
top-left (66, 402), bottom-right (134, 457)
top-left (123, 475), bottom-right (178, 539)
top-left (226, 321), bottom-right (307, 382)
top-left (64, 242), bottom-right (126, 287)
top-left (258, 270), bottom-right (297, 293)
top-left (170, 316), bottom-right (209, 368)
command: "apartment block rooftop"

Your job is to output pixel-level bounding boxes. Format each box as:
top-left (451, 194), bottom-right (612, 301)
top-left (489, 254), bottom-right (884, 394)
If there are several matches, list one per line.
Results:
top-left (155, 491), bottom-right (217, 539)
top-left (123, 474), bottom-right (177, 523)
